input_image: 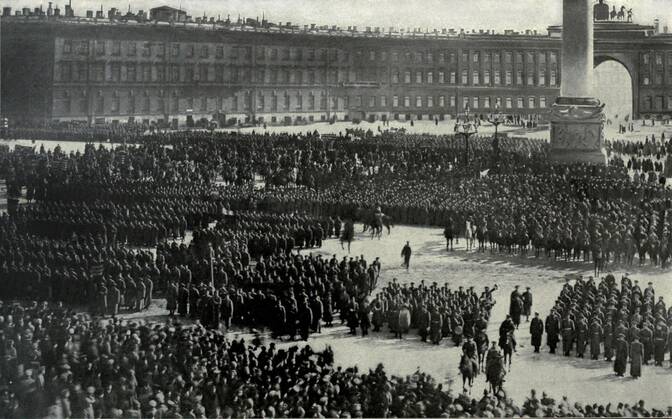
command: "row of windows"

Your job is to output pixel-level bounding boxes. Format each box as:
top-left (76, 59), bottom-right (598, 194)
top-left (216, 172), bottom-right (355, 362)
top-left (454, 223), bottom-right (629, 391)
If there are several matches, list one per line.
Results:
top-left (358, 49), bottom-right (558, 65)
top-left (61, 39), bottom-right (344, 61)
top-left (54, 89), bottom-right (552, 115)
top-left (641, 73), bottom-right (672, 86)
top-left (353, 95), bottom-right (548, 110)
top-left (641, 53), bottom-right (672, 66)
top-left (56, 93), bottom-right (552, 114)
top-left (60, 39), bottom-right (565, 68)
top-left (642, 95), bottom-right (672, 111)
top-left (56, 62), bottom-right (341, 84)
top-left (54, 91), bottom-right (345, 114)
top-left (390, 69), bottom-right (557, 86)
top-left (57, 61), bottom-right (560, 87)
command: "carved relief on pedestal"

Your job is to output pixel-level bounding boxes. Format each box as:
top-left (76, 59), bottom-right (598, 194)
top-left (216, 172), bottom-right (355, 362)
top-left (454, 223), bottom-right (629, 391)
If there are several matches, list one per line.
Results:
top-left (549, 99), bottom-right (605, 152)
top-left (550, 122), bottom-right (603, 151)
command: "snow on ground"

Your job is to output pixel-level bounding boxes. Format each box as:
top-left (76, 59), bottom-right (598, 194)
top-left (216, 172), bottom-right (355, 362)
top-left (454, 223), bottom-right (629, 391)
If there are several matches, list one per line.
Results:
top-left (291, 224), bottom-right (672, 408)
top-left (120, 224), bottom-right (672, 408)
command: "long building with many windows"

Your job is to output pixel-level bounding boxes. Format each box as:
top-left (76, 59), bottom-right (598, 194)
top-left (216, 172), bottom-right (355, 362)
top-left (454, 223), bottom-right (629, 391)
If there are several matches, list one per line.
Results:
top-left (1, 5), bottom-right (671, 126)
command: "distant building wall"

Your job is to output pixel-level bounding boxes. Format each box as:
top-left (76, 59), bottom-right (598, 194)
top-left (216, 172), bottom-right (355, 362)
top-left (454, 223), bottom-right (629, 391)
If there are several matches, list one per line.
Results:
top-left (2, 17), bottom-right (672, 125)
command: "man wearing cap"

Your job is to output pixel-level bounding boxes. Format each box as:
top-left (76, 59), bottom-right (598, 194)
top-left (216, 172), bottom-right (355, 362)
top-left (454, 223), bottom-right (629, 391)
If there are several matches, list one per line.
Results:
top-left (530, 312), bottom-right (544, 353)
top-left (630, 336), bottom-right (643, 379)
top-left (509, 293), bottom-right (523, 330)
top-left (614, 333), bottom-right (629, 377)
top-left (589, 318), bottom-right (603, 360)
top-left (417, 303), bottom-right (430, 342)
top-left (561, 313), bottom-right (575, 357)
top-left (400, 241), bottom-right (412, 270)
top-left (499, 315), bottom-right (516, 352)
top-left (545, 310), bottom-right (560, 354)
top-left (522, 287), bottom-right (533, 322)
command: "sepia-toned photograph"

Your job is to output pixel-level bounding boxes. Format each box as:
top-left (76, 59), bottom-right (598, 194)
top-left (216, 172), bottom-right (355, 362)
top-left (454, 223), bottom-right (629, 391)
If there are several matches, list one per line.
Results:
top-left (0, 0), bottom-right (671, 417)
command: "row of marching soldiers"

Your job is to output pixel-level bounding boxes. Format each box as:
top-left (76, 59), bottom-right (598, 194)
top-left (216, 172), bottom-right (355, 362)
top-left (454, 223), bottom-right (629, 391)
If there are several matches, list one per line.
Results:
top-left (545, 274), bottom-right (672, 377)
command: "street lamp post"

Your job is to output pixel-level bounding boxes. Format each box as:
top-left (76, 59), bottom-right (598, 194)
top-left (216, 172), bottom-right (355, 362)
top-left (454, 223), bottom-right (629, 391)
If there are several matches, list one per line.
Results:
top-left (454, 105), bottom-right (478, 165)
top-left (486, 105), bottom-right (503, 162)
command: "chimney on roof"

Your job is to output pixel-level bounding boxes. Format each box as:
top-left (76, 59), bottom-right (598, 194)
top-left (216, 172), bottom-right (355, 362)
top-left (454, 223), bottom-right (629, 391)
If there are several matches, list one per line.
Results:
top-left (47, 2), bottom-right (53, 16)
top-left (86, 9), bottom-right (92, 17)
top-left (2, 7), bottom-right (11, 16)
top-left (64, 0), bottom-right (73, 17)
top-left (664, 25), bottom-right (669, 34)
top-left (54, 5), bottom-right (61, 16)
top-left (654, 18), bottom-right (660, 34)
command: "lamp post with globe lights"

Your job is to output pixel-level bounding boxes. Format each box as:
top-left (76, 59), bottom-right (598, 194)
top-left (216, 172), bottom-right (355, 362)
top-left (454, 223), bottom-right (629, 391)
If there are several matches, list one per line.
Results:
top-left (486, 105), bottom-right (504, 162)
top-left (454, 105), bottom-right (478, 165)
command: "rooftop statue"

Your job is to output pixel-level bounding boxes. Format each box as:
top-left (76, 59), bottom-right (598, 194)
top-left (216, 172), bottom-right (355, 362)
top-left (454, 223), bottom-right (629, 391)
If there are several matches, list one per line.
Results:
top-left (594, 0), bottom-right (609, 21)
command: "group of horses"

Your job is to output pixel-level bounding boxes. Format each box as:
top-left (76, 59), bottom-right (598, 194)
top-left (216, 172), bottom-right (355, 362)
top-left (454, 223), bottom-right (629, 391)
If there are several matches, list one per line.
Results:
top-left (361, 211), bottom-right (394, 239)
top-left (444, 220), bottom-right (666, 276)
top-left (338, 210), bottom-right (394, 252)
top-left (459, 331), bottom-right (515, 395)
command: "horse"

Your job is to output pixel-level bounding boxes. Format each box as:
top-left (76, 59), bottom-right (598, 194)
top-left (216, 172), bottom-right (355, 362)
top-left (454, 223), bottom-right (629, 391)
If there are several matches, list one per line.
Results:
top-left (459, 354), bottom-right (476, 394)
top-left (475, 331), bottom-right (490, 372)
top-left (362, 214), bottom-right (393, 238)
top-left (485, 351), bottom-right (506, 395)
top-left (444, 224), bottom-right (455, 251)
top-left (340, 220), bottom-right (355, 253)
top-left (499, 332), bottom-right (515, 371)
top-left (465, 221), bottom-right (474, 251)
top-left (476, 225), bottom-right (487, 252)
top-left (617, 6), bottom-right (626, 21)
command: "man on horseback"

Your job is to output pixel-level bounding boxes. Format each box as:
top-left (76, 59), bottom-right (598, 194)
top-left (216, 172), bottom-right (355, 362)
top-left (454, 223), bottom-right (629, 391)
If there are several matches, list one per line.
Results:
top-left (499, 315), bottom-right (517, 371)
top-left (485, 341), bottom-right (506, 394)
top-left (499, 315), bottom-right (517, 353)
top-left (462, 335), bottom-right (479, 375)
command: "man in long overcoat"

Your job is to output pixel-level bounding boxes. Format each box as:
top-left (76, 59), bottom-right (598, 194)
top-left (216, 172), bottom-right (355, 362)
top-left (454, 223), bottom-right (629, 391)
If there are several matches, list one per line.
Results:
top-left (530, 312), bottom-right (544, 353)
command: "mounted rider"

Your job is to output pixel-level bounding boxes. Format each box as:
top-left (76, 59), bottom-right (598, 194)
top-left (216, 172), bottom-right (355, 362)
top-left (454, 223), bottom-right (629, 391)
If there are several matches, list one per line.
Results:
top-left (374, 206), bottom-right (384, 225)
top-left (499, 315), bottom-right (517, 352)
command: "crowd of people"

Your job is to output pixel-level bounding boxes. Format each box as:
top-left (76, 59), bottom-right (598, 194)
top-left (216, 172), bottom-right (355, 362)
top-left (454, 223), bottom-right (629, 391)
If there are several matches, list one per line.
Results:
top-left (1, 123), bottom-right (672, 417)
top-left (1, 301), bottom-right (671, 419)
top-left (544, 274), bottom-right (672, 376)
top-left (606, 133), bottom-right (672, 179)
top-left (3, 129), bottom-right (670, 274)
top-left (365, 281), bottom-right (497, 345)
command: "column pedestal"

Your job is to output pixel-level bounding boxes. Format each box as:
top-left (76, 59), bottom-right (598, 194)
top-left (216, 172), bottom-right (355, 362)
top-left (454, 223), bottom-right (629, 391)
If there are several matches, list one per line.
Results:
top-left (549, 97), bottom-right (607, 165)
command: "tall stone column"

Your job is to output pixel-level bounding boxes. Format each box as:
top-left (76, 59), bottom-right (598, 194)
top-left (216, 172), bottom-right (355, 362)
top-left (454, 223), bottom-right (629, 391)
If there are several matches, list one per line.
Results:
top-left (549, 0), bottom-right (606, 164)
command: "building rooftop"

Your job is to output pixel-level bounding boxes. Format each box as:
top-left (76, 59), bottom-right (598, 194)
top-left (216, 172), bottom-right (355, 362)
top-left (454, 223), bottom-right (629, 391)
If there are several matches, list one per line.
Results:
top-left (0, 4), bottom-right (556, 41)
top-left (0, 3), bottom-right (666, 42)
